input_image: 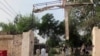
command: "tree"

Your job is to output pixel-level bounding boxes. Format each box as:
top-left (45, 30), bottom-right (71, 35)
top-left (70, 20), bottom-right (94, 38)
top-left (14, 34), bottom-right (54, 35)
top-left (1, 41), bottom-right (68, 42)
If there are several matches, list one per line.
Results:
top-left (14, 14), bottom-right (39, 33)
top-left (38, 13), bottom-right (64, 47)
top-left (0, 14), bottom-right (39, 34)
top-left (39, 13), bottom-right (58, 37)
top-left (79, 0), bottom-right (100, 47)
top-left (46, 35), bottom-right (60, 47)
top-left (67, 0), bottom-right (100, 53)
top-left (0, 23), bottom-right (16, 34)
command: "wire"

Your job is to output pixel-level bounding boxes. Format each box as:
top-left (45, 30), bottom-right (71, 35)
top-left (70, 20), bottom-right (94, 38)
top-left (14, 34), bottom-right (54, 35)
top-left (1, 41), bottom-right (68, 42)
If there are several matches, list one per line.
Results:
top-left (0, 1), bottom-right (16, 16)
top-left (3, 0), bottom-right (17, 15)
top-left (0, 8), bottom-right (13, 17)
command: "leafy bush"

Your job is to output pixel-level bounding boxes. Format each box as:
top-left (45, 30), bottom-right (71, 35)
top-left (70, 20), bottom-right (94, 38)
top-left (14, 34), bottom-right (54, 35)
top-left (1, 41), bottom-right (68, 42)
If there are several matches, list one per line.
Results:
top-left (48, 48), bottom-right (57, 56)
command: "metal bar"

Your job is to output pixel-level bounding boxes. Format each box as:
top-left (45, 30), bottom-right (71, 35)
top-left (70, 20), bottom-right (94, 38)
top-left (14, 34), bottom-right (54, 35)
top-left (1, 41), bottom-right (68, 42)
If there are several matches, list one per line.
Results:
top-left (33, 1), bottom-right (61, 6)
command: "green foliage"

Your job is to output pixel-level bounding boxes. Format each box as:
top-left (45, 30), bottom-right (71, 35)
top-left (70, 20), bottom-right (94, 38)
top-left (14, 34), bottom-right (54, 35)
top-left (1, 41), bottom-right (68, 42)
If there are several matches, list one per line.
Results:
top-left (46, 35), bottom-right (60, 48)
top-left (48, 48), bottom-right (57, 56)
top-left (68, 0), bottom-right (100, 48)
top-left (68, 4), bottom-right (95, 47)
top-left (57, 20), bottom-right (65, 35)
top-left (49, 48), bottom-right (57, 54)
top-left (68, 7), bottom-right (83, 47)
top-left (39, 13), bottom-right (63, 37)
top-left (69, 23), bottom-right (82, 47)
top-left (82, 36), bottom-right (92, 46)
top-left (0, 23), bottom-right (16, 34)
top-left (39, 13), bottom-right (65, 37)
top-left (39, 13), bottom-right (64, 47)
top-left (0, 14), bottom-right (39, 34)
top-left (15, 14), bottom-right (35, 33)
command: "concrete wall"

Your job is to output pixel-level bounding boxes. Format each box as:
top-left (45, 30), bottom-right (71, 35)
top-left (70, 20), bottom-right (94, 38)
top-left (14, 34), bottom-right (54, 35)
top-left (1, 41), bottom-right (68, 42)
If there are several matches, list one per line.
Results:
top-left (21, 30), bottom-right (34, 56)
top-left (13, 35), bottom-right (22, 56)
top-left (0, 35), bottom-right (13, 56)
top-left (92, 27), bottom-right (100, 56)
top-left (29, 30), bottom-right (34, 56)
top-left (0, 30), bottom-right (34, 56)
top-left (0, 35), bottom-right (22, 56)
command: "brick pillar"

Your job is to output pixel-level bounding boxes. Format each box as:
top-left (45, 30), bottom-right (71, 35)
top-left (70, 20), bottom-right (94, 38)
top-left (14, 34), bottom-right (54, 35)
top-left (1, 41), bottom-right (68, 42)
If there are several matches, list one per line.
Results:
top-left (92, 27), bottom-right (100, 56)
top-left (64, 6), bottom-right (72, 40)
top-left (21, 30), bottom-right (34, 56)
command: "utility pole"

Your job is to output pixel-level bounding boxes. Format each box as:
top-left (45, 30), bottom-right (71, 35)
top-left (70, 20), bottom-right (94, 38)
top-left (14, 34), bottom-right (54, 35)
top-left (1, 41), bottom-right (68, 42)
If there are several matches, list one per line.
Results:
top-left (32, 0), bottom-right (93, 40)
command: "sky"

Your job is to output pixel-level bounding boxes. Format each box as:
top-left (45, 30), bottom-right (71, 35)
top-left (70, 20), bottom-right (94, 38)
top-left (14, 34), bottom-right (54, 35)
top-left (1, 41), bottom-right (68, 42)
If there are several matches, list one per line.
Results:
top-left (0, 0), bottom-right (64, 23)
top-left (0, 0), bottom-right (64, 43)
